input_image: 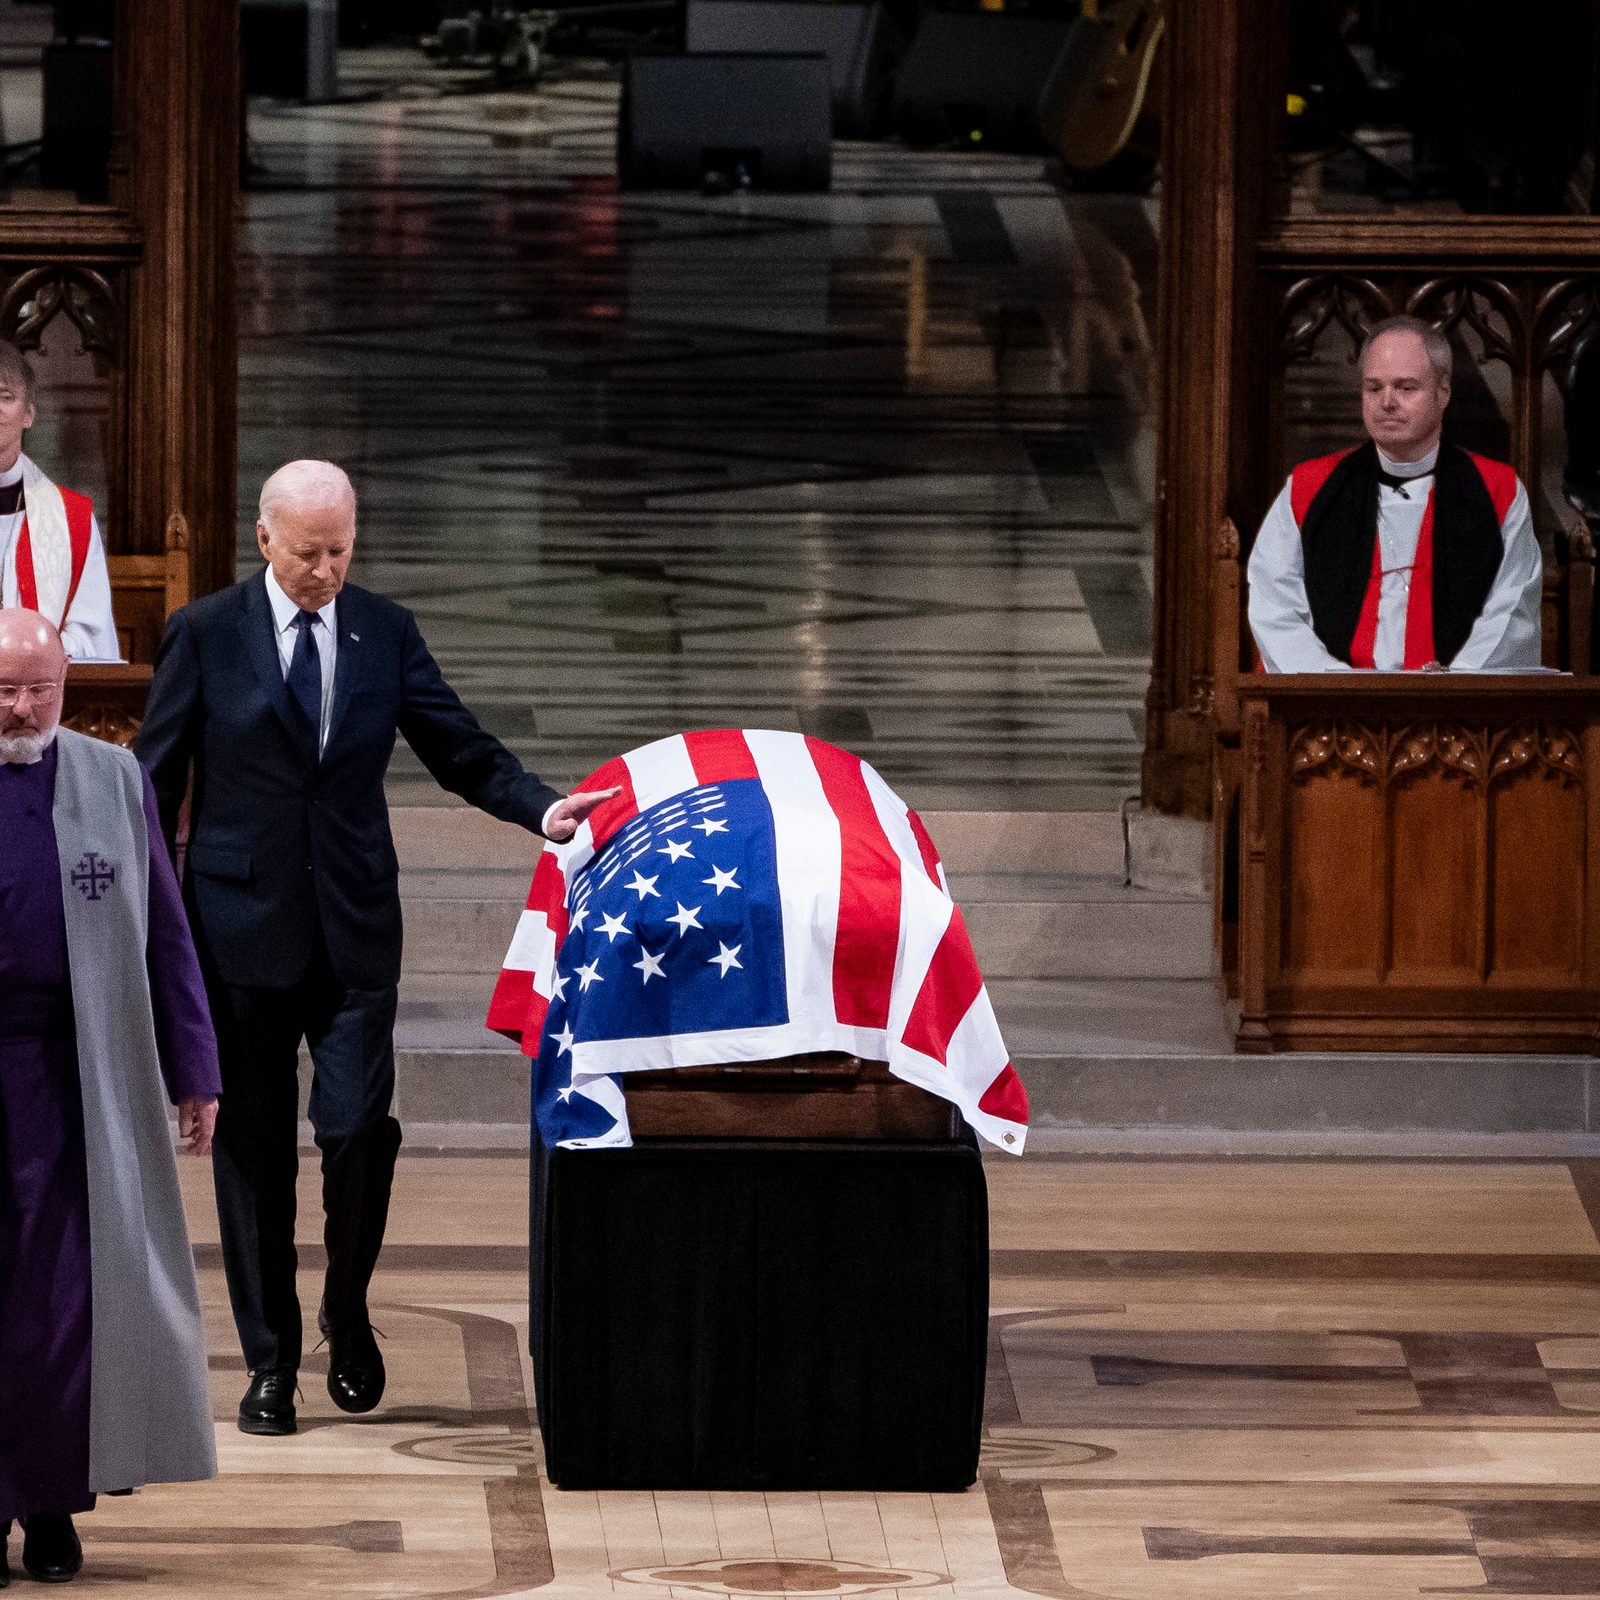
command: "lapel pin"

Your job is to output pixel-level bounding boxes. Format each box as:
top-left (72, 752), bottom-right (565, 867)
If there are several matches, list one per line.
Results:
top-left (350, 632), bottom-right (360, 642)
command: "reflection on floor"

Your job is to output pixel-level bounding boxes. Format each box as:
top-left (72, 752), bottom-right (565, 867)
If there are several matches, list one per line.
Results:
top-left (69, 1153), bottom-right (1600, 1597)
top-left (240, 56), bottom-right (1158, 811)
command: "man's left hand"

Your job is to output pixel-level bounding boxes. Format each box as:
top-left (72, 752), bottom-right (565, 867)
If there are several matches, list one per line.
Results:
top-left (545, 786), bottom-right (623, 843)
top-left (178, 1096), bottom-right (219, 1157)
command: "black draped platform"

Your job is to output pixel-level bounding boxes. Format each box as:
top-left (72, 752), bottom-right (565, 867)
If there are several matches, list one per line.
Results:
top-left (529, 1134), bottom-right (988, 1490)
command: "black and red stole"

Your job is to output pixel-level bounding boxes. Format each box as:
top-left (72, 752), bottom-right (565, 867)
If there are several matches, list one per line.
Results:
top-left (1291, 442), bottom-right (1515, 668)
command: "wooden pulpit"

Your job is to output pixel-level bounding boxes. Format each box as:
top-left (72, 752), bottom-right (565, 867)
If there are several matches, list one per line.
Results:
top-left (1237, 675), bottom-right (1600, 1054)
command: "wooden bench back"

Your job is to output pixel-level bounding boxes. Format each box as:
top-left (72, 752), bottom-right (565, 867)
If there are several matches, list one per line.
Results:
top-left (105, 513), bottom-right (192, 666)
top-left (62, 514), bottom-right (191, 747)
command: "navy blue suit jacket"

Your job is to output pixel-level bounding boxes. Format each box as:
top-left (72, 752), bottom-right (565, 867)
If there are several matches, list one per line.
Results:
top-left (135, 572), bottom-right (560, 990)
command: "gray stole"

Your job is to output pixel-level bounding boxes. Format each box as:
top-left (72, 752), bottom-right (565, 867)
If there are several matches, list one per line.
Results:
top-left (52, 728), bottom-right (216, 1494)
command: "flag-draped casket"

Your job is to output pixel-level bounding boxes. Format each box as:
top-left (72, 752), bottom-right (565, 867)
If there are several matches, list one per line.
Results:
top-left (488, 729), bottom-right (1028, 1152)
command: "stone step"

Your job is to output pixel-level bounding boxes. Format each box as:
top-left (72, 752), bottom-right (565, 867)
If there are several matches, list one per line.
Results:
top-left (389, 805), bottom-right (1128, 878)
top-left (397, 866), bottom-right (1212, 981)
top-left (1006, 979), bottom-right (1600, 1154)
top-left (386, 974), bottom-right (1600, 1154)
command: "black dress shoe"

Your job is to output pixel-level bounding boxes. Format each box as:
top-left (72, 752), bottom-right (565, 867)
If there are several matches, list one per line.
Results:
top-left (319, 1306), bottom-right (386, 1414)
top-left (21, 1513), bottom-right (82, 1583)
top-left (238, 1367), bottom-right (298, 1435)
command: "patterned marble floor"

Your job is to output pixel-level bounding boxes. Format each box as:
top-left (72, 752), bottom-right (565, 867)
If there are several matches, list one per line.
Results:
top-left (239, 51), bottom-right (1158, 812)
top-left (64, 1153), bottom-right (1600, 1597)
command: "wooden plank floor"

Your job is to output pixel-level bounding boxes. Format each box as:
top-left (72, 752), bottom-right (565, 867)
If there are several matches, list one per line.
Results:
top-left (59, 1154), bottom-right (1600, 1597)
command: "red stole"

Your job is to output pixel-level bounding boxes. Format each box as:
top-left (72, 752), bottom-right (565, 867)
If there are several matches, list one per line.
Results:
top-left (1290, 449), bottom-right (1517, 671)
top-left (12, 485), bottom-right (94, 625)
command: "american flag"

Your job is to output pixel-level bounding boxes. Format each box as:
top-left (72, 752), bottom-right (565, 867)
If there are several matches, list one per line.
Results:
top-left (487, 729), bottom-right (1028, 1152)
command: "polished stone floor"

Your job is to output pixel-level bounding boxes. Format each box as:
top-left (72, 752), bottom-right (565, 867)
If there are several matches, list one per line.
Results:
top-left (239, 51), bottom-right (1158, 812)
top-left (66, 1152), bottom-right (1600, 1597)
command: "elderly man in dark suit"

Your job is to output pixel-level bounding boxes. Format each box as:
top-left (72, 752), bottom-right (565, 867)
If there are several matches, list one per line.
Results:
top-left (135, 460), bottom-right (612, 1438)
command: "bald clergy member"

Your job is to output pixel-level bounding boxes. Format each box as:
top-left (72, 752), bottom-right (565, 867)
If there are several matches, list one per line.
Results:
top-left (1248, 315), bottom-right (1543, 673)
top-left (135, 460), bottom-right (614, 1441)
top-left (0, 612), bottom-right (220, 1588)
top-left (0, 341), bottom-right (120, 661)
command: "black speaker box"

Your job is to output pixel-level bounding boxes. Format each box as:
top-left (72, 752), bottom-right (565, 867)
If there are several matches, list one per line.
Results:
top-left (892, 13), bottom-right (1073, 150)
top-left (242, 1), bottom-right (312, 99)
top-left (684, 0), bottom-right (904, 136)
top-left (619, 53), bottom-right (833, 191)
top-left (40, 40), bottom-right (113, 201)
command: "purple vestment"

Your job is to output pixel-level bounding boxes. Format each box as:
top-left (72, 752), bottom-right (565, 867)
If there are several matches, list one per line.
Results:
top-left (0, 741), bottom-right (220, 1525)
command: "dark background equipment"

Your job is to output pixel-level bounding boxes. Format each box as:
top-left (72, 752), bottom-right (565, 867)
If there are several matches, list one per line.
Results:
top-left (684, 0), bottom-right (904, 137)
top-left (618, 50), bottom-right (833, 190)
top-left (241, 0), bottom-right (338, 101)
top-left (1286, 0), bottom-right (1599, 212)
top-left (892, 13), bottom-right (1074, 151)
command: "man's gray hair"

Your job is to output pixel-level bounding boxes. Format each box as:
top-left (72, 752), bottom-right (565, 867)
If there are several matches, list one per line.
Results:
top-left (258, 459), bottom-right (356, 533)
top-left (1359, 315), bottom-right (1453, 384)
top-left (0, 339), bottom-right (36, 405)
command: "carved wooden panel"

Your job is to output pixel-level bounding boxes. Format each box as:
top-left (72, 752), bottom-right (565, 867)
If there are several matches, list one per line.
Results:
top-left (1239, 679), bottom-right (1600, 1053)
top-left (0, 263), bottom-right (123, 365)
top-left (1269, 265), bottom-right (1599, 496)
top-left (60, 664), bottom-right (152, 748)
top-left (1284, 715), bottom-right (1583, 985)
top-left (61, 703), bottom-right (142, 746)
top-left (1283, 761), bottom-right (1382, 979)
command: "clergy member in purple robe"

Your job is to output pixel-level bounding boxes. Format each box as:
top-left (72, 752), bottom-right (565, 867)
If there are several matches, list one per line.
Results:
top-left (0, 610), bottom-right (221, 1587)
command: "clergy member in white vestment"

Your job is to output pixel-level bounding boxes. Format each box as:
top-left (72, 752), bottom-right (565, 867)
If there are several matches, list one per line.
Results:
top-left (1247, 315), bottom-right (1543, 673)
top-left (0, 341), bottom-right (121, 663)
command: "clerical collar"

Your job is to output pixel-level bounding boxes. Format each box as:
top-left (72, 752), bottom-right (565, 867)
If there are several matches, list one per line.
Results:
top-left (1377, 444), bottom-right (1438, 481)
top-left (0, 457), bottom-right (22, 489)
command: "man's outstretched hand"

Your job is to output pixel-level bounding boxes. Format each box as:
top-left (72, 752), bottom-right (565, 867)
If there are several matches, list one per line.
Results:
top-left (178, 1096), bottom-right (219, 1157)
top-left (545, 786), bottom-right (623, 843)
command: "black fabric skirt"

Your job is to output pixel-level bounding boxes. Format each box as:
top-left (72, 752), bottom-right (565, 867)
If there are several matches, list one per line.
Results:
top-left (531, 1133), bottom-right (989, 1490)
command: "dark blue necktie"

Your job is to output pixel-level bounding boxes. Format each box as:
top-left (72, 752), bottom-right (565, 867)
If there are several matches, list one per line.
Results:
top-left (287, 609), bottom-right (323, 757)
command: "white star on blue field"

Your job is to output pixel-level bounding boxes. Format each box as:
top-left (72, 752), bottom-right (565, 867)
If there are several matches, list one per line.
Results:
top-left (543, 783), bottom-right (789, 1056)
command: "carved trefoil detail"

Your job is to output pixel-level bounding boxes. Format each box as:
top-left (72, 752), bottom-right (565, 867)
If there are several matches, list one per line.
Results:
top-left (1489, 721), bottom-right (1583, 787)
top-left (1406, 277), bottom-right (1523, 371)
top-left (1389, 722), bottom-right (1485, 784)
top-left (62, 705), bottom-right (141, 747)
top-left (0, 266), bottom-right (121, 365)
top-left (1289, 719), bottom-right (1381, 783)
top-left (1280, 276), bottom-right (1392, 363)
top-left (1289, 717), bottom-right (1582, 792)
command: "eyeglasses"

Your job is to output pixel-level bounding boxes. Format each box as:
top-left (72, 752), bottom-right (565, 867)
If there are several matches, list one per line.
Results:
top-left (0, 682), bottom-right (62, 707)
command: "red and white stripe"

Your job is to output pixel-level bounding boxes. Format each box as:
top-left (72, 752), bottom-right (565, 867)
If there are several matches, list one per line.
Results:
top-left (486, 729), bottom-right (1028, 1152)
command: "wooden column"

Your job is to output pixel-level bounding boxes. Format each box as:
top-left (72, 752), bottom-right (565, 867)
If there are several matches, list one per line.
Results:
top-left (1139, 0), bottom-right (1279, 818)
top-left (115, 0), bottom-right (240, 597)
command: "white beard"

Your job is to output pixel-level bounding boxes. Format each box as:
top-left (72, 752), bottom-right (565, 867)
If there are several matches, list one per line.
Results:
top-left (0, 725), bottom-right (58, 765)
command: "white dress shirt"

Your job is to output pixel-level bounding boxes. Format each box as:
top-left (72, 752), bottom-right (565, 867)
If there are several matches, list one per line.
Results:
top-left (1247, 443), bottom-right (1544, 672)
top-left (265, 565), bottom-right (337, 753)
top-left (0, 457), bottom-right (123, 663)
